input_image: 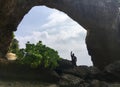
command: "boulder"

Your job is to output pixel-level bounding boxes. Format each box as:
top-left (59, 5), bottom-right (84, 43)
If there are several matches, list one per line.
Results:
top-left (59, 74), bottom-right (84, 87)
top-left (104, 61), bottom-right (120, 81)
top-left (90, 80), bottom-right (108, 87)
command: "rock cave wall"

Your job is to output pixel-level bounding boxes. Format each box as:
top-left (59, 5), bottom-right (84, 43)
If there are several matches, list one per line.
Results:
top-left (0, 0), bottom-right (41, 57)
top-left (0, 0), bottom-right (120, 69)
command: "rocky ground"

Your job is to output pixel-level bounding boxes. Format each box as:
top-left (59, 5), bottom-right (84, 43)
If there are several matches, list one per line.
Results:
top-left (0, 81), bottom-right (58, 87)
top-left (55, 59), bottom-right (120, 87)
top-left (0, 59), bottom-right (120, 87)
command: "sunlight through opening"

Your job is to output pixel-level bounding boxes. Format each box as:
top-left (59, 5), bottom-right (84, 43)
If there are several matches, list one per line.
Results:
top-left (15, 6), bottom-right (93, 66)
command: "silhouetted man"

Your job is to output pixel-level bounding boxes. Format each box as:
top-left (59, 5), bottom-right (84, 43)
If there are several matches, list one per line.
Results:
top-left (70, 51), bottom-right (77, 66)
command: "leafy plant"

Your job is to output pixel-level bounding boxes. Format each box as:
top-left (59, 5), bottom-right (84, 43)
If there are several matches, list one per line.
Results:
top-left (17, 41), bottom-right (61, 69)
top-left (9, 38), bottom-right (19, 54)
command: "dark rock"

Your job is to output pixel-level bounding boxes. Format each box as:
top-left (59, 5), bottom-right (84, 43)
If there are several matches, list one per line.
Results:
top-left (59, 74), bottom-right (84, 87)
top-left (108, 83), bottom-right (120, 87)
top-left (0, 0), bottom-right (43, 57)
top-left (90, 80), bottom-right (108, 87)
top-left (104, 61), bottom-right (120, 81)
top-left (63, 66), bottom-right (90, 79)
top-left (0, 61), bottom-right (60, 82)
top-left (56, 59), bottom-right (120, 86)
top-left (55, 59), bottom-right (74, 74)
top-left (62, 66), bottom-right (104, 81)
top-left (86, 66), bottom-right (104, 80)
top-left (57, 59), bottom-right (74, 69)
top-left (0, 59), bottom-right (120, 86)
top-left (56, 60), bottom-right (102, 80)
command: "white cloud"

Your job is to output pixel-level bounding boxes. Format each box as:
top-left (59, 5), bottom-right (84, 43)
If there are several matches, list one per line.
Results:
top-left (41, 10), bottom-right (69, 28)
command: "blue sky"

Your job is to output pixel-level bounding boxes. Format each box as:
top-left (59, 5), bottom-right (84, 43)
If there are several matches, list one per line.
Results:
top-left (15, 6), bottom-right (92, 66)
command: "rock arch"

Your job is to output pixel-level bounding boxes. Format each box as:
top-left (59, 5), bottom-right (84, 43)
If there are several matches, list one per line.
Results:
top-left (0, 0), bottom-right (120, 69)
top-left (16, 6), bottom-right (92, 66)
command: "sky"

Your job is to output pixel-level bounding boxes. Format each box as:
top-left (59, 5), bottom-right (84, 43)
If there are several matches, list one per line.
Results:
top-left (15, 6), bottom-right (93, 66)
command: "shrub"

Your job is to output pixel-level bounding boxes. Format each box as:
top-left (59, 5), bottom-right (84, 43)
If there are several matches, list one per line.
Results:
top-left (9, 38), bottom-right (19, 54)
top-left (17, 41), bottom-right (61, 69)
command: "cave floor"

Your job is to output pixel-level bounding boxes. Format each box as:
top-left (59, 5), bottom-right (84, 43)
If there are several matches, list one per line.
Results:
top-left (0, 80), bottom-right (58, 87)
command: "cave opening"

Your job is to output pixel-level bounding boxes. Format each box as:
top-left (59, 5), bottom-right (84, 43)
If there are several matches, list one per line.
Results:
top-left (15, 6), bottom-right (93, 66)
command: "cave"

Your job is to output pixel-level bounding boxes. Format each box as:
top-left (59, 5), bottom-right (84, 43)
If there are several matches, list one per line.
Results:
top-left (0, 0), bottom-right (120, 69)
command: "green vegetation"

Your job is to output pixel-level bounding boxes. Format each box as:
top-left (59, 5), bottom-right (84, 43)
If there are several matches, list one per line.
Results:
top-left (9, 39), bottom-right (61, 69)
top-left (9, 38), bottom-right (19, 54)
